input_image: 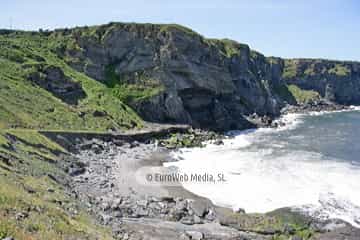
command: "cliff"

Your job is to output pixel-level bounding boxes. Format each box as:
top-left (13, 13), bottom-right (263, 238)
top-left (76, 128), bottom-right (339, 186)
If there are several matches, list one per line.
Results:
top-left (283, 59), bottom-right (360, 104)
top-left (1, 22), bottom-right (359, 131)
top-left (52, 23), bottom-right (289, 131)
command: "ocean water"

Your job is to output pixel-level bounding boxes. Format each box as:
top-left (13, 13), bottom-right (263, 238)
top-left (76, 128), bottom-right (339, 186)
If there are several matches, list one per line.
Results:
top-left (166, 107), bottom-right (360, 227)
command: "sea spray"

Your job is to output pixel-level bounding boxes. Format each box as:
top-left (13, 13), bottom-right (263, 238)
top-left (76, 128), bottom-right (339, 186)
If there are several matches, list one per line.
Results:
top-left (166, 109), bottom-right (360, 227)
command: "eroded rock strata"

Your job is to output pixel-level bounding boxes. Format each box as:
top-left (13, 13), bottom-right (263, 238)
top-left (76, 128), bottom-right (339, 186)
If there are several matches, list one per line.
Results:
top-left (49, 23), bottom-right (360, 130)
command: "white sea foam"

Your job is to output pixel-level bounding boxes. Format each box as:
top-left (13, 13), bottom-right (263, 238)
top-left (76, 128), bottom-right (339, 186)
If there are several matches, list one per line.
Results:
top-left (166, 115), bottom-right (360, 228)
top-left (274, 105), bottom-right (360, 129)
top-left (274, 113), bottom-right (304, 131)
top-left (307, 105), bottom-right (360, 116)
top-left (350, 105), bottom-right (360, 111)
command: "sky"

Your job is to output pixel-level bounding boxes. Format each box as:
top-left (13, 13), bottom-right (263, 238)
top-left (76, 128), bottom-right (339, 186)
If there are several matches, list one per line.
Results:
top-left (1, 0), bottom-right (359, 61)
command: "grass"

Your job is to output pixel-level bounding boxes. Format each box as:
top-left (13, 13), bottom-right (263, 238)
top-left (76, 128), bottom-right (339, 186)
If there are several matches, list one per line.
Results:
top-left (104, 64), bottom-right (164, 104)
top-left (274, 84), bottom-right (297, 104)
top-left (0, 31), bottom-right (143, 131)
top-left (159, 24), bottom-right (201, 37)
top-left (328, 64), bottom-right (351, 76)
top-left (206, 38), bottom-right (249, 58)
top-left (221, 208), bottom-right (314, 240)
top-left (282, 60), bottom-right (298, 79)
top-left (287, 84), bottom-right (320, 103)
top-left (0, 130), bottom-right (115, 239)
top-left (283, 59), bottom-right (351, 79)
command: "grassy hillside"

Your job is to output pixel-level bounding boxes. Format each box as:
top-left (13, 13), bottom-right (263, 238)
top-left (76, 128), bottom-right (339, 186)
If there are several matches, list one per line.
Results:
top-left (0, 30), bottom-right (142, 239)
top-left (0, 130), bottom-right (115, 239)
top-left (287, 84), bottom-right (320, 104)
top-left (0, 31), bottom-right (143, 131)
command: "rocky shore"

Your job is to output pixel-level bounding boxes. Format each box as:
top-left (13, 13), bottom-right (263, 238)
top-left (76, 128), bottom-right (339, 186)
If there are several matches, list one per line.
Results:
top-left (55, 116), bottom-right (360, 240)
top-left (247, 100), bottom-right (350, 128)
top-left (5, 101), bottom-right (353, 240)
top-left (281, 100), bottom-right (350, 115)
top-left (68, 138), bottom-right (237, 239)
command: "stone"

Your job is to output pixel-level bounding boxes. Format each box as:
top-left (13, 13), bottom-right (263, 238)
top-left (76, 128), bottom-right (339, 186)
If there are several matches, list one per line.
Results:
top-left (179, 233), bottom-right (190, 240)
top-left (27, 65), bottom-right (87, 105)
top-left (213, 139), bottom-right (224, 145)
top-left (15, 212), bottom-right (29, 220)
top-left (135, 208), bottom-right (149, 217)
top-left (193, 215), bottom-right (202, 224)
top-left (185, 231), bottom-right (204, 240)
top-left (101, 202), bottom-right (111, 211)
top-left (235, 208), bottom-right (246, 214)
top-left (59, 23), bottom-right (292, 131)
top-left (136, 199), bottom-right (148, 207)
top-left (190, 200), bottom-right (207, 217)
top-left (130, 141), bottom-right (140, 148)
top-left (180, 216), bottom-right (194, 225)
top-left (92, 110), bottom-right (107, 117)
top-left (100, 214), bottom-right (113, 225)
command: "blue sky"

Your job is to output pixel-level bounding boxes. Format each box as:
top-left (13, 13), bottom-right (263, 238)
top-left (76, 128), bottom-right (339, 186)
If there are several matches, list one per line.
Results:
top-left (1, 0), bottom-right (359, 60)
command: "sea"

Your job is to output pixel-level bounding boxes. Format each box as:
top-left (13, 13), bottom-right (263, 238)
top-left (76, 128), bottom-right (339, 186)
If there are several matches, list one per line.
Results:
top-left (165, 106), bottom-right (360, 227)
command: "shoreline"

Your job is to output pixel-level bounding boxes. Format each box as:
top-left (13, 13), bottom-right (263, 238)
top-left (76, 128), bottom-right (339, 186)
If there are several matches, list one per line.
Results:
top-left (43, 103), bottom-right (360, 239)
top-left (166, 105), bottom-right (360, 226)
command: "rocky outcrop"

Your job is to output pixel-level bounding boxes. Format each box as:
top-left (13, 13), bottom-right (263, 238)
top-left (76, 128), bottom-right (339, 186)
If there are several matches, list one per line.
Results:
top-left (50, 23), bottom-right (360, 130)
top-left (53, 23), bottom-right (289, 131)
top-left (27, 64), bottom-right (86, 105)
top-left (283, 59), bottom-right (360, 105)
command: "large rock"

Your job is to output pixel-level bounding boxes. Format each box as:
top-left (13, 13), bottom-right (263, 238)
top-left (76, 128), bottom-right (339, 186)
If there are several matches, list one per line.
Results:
top-left (283, 59), bottom-right (360, 105)
top-left (56, 23), bottom-right (288, 131)
top-left (53, 23), bottom-right (360, 130)
top-left (27, 64), bottom-right (86, 105)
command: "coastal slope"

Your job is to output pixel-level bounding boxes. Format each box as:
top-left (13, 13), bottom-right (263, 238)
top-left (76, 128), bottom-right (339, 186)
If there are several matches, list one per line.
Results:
top-left (2, 23), bottom-right (360, 131)
top-left (1, 22), bottom-right (360, 240)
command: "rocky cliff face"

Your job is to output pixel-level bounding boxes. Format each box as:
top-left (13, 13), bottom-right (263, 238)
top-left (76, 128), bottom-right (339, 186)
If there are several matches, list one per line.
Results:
top-left (53, 23), bottom-right (288, 130)
top-left (50, 23), bottom-right (359, 130)
top-left (283, 59), bottom-right (360, 104)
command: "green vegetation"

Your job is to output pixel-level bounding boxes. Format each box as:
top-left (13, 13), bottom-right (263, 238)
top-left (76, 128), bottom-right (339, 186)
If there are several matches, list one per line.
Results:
top-left (0, 130), bottom-right (114, 239)
top-left (0, 31), bottom-right (143, 131)
top-left (159, 24), bottom-right (201, 37)
top-left (105, 65), bottom-right (163, 104)
top-left (206, 38), bottom-right (248, 58)
top-left (287, 84), bottom-right (320, 103)
top-left (0, 30), bottom-right (147, 238)
top-left (274, 84), bottom-right (297, 104)
top-left (283, 59), bottom-right (351, 79)
top-left (221, 208), bottom-right (314, 240)
top-left (282, 60), bottom-right (298, 78)
top-left (328, 64), bottom-right (351, 76)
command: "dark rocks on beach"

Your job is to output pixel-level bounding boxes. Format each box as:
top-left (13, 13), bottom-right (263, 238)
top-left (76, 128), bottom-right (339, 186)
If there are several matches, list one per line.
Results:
top-left (282, 100), bottom-right (349, 115)
top-left (213, 139), bottom-right (224, 145)
top-left (67, 162), bottom-right (86, 176)
top-left (185, 231), bottom-right (204, 240)
top-left (235, 208), bottom-right (246, 214)
top-left (159, 128), bottom-right (225, 149)
top-left (56, 130), bottom-right (360, 240)
top-left (190, 200), bottom-right (208, 218)
top-left (247, 113), bottom-right (275, 128)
